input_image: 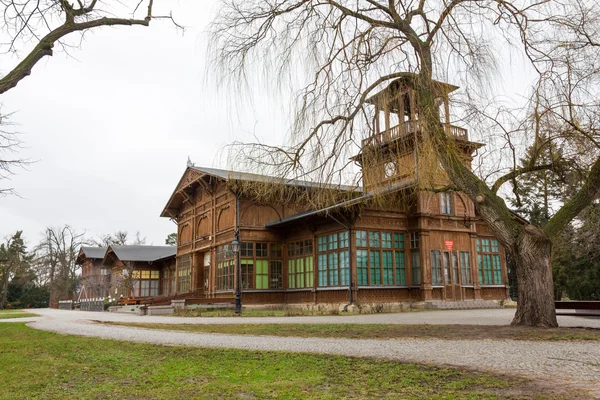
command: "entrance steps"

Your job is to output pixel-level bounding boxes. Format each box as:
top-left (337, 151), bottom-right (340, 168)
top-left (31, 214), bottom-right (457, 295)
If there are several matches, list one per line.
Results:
top-left (425, 300), bottom-right (502, 310)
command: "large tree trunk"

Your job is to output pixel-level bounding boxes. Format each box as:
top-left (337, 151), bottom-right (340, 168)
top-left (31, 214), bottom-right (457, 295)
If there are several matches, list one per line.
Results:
top-left (511, 226), bottom-right (558, 327)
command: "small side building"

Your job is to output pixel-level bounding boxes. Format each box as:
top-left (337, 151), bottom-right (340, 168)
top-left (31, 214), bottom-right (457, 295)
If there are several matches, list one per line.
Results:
top-left (102, 245), bottom-right (176, 298)
top-left (77, 246), bottom-right (109, 299)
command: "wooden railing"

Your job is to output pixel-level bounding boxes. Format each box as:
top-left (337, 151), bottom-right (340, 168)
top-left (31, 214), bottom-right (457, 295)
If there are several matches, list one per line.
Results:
top-left (362, 121), bottom-right (468, 148)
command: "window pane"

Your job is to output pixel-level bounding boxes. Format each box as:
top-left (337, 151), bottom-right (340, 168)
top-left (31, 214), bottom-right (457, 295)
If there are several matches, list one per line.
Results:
top-left (460, 252), bottom-right (471, 284)
top-left (318, 254), bottom-right (327, 286)
top-left (340, 251), bottom-right (350, 286)
top-left (270, 261), bottom-right (282, 289)
top-left (410, 232), bottom-right (419, 248)
top-left (394, 233), bottom-right (404, 249)
top-left (318, 236), bottom-right (327, 252)
top-left (411, 251), bottom-right (421, 284)
top-left (431, 250), bottom-right (442, 285)
top-left (256, 243), bottom-right (268, 257)
top-left (491, 239), bottom-right (499, 253)
top-left (357, 249), bottom-right (368, 285)
top-left (305, 256), bottom-right (314, 287)
top-left (395, 251), bottom-right (406, 285)
top-left (369, 232), bottom-right (380, 248)
top-left (328, 233), bottom-right (338, 250)
top-left (328, 252), bottom-right (338, 286)
top-left (370, 250), bottom-right (381, 284)
top-left (304, 240), bottom-right (313, 254)
top-left (493, 255), bottom-right (502, 284)
top-left (339, 231), bottom-right (349, 248)
top-left (356, 231), bottom-right (367, 247)
top-left (271, 243), bottom-right (282, 259)
top-left (383, 251), bottom-right (393, 284)
top-left (382, 232), bottom-right (392, 248)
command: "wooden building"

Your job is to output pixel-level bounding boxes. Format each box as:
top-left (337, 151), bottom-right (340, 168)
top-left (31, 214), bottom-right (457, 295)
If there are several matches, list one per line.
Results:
top-left (157, 78), bottom-right (511, 307)
top-left (77, 247), bottom-right (109, 299)
top-left (77, 245), bottom-right (176, 299)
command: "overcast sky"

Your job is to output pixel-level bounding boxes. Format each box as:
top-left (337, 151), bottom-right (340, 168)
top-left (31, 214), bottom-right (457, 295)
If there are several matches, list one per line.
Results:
top-left (0, 1), bottom-right (535, 249)
top-left (0, 1), bottom-right (292, 247)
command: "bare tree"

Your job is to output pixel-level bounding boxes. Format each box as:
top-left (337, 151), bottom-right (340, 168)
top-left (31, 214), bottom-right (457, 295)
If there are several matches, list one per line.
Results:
top-left (0, 112), bottom-right (29, 196)
top-left (0, 231), bottom-right (28, 308)
top-left (90, 230), bottom-right (147, 247)
top-left (33, 225), bottom-right (85, 304)
top-left (0, 0), bottom-right (178, 193)
top-left (0, 0), bottom-right (178, 95)
top-left (211, 0), bottom-right (600, 327)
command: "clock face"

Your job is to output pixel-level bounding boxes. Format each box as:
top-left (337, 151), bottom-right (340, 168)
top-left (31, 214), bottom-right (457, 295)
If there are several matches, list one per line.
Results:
top-left (384, 161), bottom-right (397, 178)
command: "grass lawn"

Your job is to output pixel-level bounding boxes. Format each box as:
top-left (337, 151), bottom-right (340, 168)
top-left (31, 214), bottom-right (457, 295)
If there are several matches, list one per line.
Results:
top-left (0, 322), bottom-right (577, 399)
top-left (0, 310), bottom-right (38, 319)
top-left (104, 322), bottom-right (600, 341)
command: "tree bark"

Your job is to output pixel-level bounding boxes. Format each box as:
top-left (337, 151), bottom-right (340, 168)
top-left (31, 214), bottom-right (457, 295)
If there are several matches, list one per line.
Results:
top-left (511, 225), bottom-right (558, 327)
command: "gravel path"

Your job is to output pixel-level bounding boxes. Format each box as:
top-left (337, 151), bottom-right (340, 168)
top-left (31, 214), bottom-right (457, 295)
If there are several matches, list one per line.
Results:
top-left (3, 308), bottom-right (600, 396)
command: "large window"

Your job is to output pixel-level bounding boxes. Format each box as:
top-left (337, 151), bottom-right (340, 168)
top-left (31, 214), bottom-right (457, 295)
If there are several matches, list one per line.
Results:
top-left (460, 252), bottom-right (472, 284)
top-left (241, 242), bottom-right (280, 290)
top-left (217, 245), bottom-right (234, 291)
top-left (431, 250), bottom-right (443, 285)
top-left (132, 270), bottom-right (160, 297)
top-left (177, 255), bottom-right (192, 293)
top-left (317, 232), bottom-right (349, 287)
top-left (477, 238), bottom-right (502, 285)
top-left (289, 239), bottom-right (314, 289)
top-left (356, 231), bottom-right (406, 286)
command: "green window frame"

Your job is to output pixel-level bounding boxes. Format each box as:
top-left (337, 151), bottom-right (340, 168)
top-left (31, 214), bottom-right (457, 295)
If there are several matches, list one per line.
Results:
top-left (357, 249), bottom-right (368, 285)
top-left (318, 253), bottom-right (327, 286)
top-left (477, 238), bottom-right (503, 285)
top-left (255, 260), bottom-right (269, 289)
top-left (395, 251), bottom-right (406, 284)
top-left (369, 250), bottom-right (381, 284)
top-left (356, 230), bottom-right (367, 247)
top-left (339, 251), bottom-right (350, 285)
top-left (356, 230), bottom-right (406, 286)
top-left (383, 251), bottom-right (393, 284)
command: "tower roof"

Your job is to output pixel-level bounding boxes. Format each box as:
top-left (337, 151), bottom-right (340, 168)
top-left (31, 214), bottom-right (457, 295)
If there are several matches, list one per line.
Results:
top-left (366, 77), bottom-right (459, 106)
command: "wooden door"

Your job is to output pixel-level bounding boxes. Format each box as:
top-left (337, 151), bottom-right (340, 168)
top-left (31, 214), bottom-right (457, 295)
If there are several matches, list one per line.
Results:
top-left (443, 251), bottom-right (463, 301)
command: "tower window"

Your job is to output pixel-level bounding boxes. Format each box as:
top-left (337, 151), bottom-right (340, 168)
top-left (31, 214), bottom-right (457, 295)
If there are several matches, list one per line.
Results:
top-left (440, 192), bottom-right (453, 215)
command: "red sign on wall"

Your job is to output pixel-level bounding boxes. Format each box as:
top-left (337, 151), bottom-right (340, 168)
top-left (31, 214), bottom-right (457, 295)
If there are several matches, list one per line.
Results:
top-left (444, 240), bottom-right (454, 250)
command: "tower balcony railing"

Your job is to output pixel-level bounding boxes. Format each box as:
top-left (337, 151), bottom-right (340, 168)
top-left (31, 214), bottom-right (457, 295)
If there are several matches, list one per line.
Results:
top-left (362, 120), bottom-right (468, 148)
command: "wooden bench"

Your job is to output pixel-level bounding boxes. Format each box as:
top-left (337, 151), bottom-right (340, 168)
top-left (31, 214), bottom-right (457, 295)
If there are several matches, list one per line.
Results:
top-left (555, 301), bottom-right (600, 317)
top-left (118, 297), bottom-right (145, 306)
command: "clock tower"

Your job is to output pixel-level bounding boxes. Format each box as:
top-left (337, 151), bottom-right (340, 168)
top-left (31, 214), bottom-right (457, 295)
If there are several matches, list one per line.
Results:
top-left (354, 77), bottom-right (482, 194)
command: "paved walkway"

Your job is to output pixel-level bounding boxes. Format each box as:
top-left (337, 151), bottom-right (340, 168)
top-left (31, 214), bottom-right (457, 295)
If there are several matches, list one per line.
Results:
top-left (3, 309), bottom-right (600, 396)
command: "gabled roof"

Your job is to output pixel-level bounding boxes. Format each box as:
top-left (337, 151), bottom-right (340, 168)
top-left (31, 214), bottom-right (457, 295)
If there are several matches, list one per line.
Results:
top-left (161, 165), bottom-right (361, 218)
top-left (77, 246), bottom-right (107, 264)
top-left (366, 77), bottom-right (459, 105)
top-left (266, 179), bottom-right (417, 228)
top-left (106, 245), bottom-right (176, 263)
top-left (190, 166), bottom-right (359, 191)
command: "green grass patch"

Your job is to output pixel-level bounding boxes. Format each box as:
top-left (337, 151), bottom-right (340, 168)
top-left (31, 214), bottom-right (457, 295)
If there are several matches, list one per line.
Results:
top-left (0, 322), bottom-right (572, 399)
top-left (106, 322), bottom-right (600, 342)
top-left (0, 310), bottom-right (38, 319)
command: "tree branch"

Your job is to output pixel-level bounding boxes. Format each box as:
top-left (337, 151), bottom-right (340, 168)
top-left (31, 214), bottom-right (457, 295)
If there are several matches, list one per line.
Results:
top-left (0, 13), bottom-right (153, 95)
top-left (491, 163), bottom-right (554, 193)
top-left (544, 155), bottom-right (600, 240)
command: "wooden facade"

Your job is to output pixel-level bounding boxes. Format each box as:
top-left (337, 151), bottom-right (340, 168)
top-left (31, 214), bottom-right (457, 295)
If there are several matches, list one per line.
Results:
top-left (158, 79), bottom-right (511, 306)
top-left (77, 245), bottom-right (176, 299)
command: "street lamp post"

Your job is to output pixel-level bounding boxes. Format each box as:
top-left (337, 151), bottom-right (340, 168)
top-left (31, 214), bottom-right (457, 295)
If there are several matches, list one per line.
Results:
top-left (231, 234), bottom-right (241, 314)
